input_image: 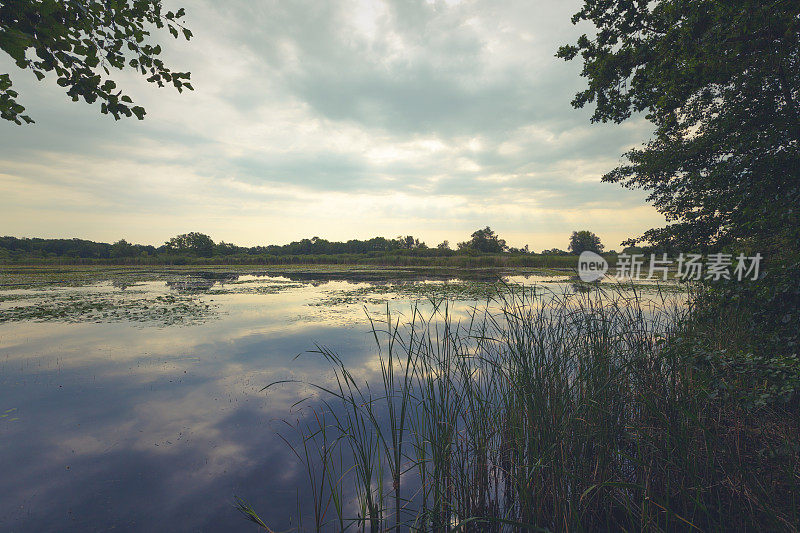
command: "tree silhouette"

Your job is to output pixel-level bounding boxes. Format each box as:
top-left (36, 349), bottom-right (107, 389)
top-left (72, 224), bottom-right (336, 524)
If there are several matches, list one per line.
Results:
top-left (568, 231), bottom-right (604, 255)
top-left (463, 227), bottom-right (507, 253)
top-left (1, 0), bottom-right (193, 124)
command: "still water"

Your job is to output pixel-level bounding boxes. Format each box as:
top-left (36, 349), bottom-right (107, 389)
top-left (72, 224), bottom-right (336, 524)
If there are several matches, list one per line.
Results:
top-left (0, 270), bottom-right (676, 531)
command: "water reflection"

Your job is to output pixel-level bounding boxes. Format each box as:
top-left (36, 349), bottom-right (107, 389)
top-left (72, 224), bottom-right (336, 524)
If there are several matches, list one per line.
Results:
top-left (166, 279), bottom-right (217, 292)
top-left (0, 272), bottom-right (683, 531)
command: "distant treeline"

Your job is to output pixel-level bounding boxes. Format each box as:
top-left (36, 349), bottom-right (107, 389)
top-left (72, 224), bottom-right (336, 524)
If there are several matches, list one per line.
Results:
top-left (0, 229), bottom-right (619, 267)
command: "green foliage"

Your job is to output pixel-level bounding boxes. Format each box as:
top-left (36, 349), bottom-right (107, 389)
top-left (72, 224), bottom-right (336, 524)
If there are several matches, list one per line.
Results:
top-left (396, 235), bottom-right (426, 250)
top-left (541, 247), bottom-right (569, 255)
top-left (568, 230), bottom-right (603, 254)
top-left (560, 2), bottom-right (800, 422)
top-left (164, 232), bottom-right (214, 257)
top-left (558, 0), bottom-right (800, 253)
top-left (458, 226), bottom-right (507, 253)
top-left (214, 241), bottom-right (238, 256)
top-left (262, 291), bottom-right (800, 531)
top-left (690, 347), bottom-right (800, 409)
top-left (110, 239), bottom-right (136, 258)
top-left (660, 256), bottom-right (800, 413)
top-left (0, 233), bottom-right (583, 268)
top-left (0, 235), bottom-right (157, 259)
top-left (0, 0), bottom-right (193, 124)
top-left (688, 258), bottom-right (800, 361)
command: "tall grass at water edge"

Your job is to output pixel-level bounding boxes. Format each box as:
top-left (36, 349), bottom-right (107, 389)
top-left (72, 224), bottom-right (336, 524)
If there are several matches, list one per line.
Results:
top-left (243, 285), bottom-right (799, 532)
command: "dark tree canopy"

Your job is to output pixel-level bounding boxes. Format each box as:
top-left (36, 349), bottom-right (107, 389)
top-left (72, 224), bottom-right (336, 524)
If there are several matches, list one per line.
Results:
top-left (398, 235), bottom-right (426, 250)
top-left (0, 0), bottom-right (192, 124)
top-left (558, 0), bottom-right (800, 255)
top-left (110, 238), bottom-right (136, 258)
top-left (165, 232), bottom-right (214, 257)
top-left (541, 248), bottom-right (569, 256)
top-left (568, 230), bottom-right (604, 255)
top-left (459, 227), bottom-right (507, 254)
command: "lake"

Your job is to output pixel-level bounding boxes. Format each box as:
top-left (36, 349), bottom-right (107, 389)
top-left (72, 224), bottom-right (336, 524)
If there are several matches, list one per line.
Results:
top-left (0, 266), bottom-right (682, 531)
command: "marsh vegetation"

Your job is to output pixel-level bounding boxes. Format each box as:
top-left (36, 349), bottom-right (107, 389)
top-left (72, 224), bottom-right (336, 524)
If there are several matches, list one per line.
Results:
top-left (244, 286), bottom-right (799, 531)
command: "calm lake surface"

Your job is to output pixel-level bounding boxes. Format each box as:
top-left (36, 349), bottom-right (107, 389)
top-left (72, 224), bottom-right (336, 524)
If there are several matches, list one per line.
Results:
top-left (0, 268), bottom-right (680, 531)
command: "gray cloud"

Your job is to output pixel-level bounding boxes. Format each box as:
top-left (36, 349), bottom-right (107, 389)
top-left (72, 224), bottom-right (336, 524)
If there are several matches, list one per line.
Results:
top-left (0, 0), bottom-right (663, 248)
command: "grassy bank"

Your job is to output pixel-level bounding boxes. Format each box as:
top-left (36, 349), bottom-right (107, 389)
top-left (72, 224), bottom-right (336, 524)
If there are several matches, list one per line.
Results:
top-left (0, 252), bottom-right (593, 269)
top-left (0, 264), bottom-right (575, 291)
top-left (244, 286), bottom-right (799, 531)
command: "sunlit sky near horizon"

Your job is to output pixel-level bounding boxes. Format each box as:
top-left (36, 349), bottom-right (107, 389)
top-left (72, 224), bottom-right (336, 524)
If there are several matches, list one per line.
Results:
top-left (0, 0), bottom-right (665, 252)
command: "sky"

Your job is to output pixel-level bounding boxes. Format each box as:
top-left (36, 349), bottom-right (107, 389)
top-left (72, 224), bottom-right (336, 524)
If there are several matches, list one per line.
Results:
top-left (0, 0), bottom-right (666, 252)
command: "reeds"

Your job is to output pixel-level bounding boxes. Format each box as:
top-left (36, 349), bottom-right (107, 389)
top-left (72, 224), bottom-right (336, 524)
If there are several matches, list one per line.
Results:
top-left (254, 285), bottom-right (799, 531)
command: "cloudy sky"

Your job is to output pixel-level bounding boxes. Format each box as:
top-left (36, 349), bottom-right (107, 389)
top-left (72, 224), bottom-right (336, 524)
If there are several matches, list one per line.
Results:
top-left (0, 0), bottom-right (664, 251)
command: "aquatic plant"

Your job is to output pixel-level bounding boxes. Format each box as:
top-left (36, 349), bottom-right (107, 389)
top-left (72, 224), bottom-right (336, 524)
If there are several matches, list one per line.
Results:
top-left (247, 287), bottom-right (799, 531)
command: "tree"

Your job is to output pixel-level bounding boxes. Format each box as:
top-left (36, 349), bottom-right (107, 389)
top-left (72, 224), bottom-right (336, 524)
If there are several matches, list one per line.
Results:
top-left (215, 241), bottom-right (238, 256)
top-left (437, 240), bottom-right (451, 250)
top-left (541, 248), bottom-right (569, 256)
top-left (165, 232), bottom-right (214, 257)
top-left (558, 0), bottom-right (800, 370)
top-left (1, 0), bottom-right (193, 124)
top-left (508, 244), bottom-right (531, 254)
top-left (568, 231), bottom-right (603, 255)
top-left (462, 227), bottom-right (507, 253)
top-left (557, 0), bottom-right (800, 255)
top-left (396, 235), bottom-right (425, 250)
top-left (110, 238), bottom-right (135, 258)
